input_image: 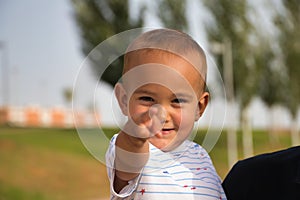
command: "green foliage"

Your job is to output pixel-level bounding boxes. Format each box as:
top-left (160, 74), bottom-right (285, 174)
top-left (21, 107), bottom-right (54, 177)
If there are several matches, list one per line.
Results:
top-left (253, 32), bottom-right (286, 109)
top-left (63, 87), bottom-right (73, 106)
top-left (258, 50), bottom-right (286, 108)
top-left (204, 0), bottom-right (258, 109)
top-left (71, 0), bottom-right (145, 87)
top-left (274, 0), bottom-right (300, 118)
top-left (158, 0), bottom-right (188, 31)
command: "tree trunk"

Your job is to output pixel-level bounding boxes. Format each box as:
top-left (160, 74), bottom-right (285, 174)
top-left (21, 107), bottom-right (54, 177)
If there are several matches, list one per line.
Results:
top-left (291, 118), bottom-right (299, 146)
top-left (227, 126), bottom-right (238, 168)
top-left (241, 106), bottom-right (253, 158)
top-left (227, 102), bottom-right (238, 168)
top-left (268, 107), bottom-right (278, 144)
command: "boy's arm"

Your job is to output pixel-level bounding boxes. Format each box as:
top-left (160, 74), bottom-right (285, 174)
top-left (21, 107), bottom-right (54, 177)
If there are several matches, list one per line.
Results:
top-left (112, 105), bottom-right (164, 193)
top-left (114, 131), bottom-right (149, 193)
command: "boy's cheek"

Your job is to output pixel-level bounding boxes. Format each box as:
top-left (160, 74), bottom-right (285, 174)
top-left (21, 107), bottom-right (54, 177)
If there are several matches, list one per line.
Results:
top-left (128, 105), bottom-right (149, 123)
top-left (179, 108), bottom-right (197, 126)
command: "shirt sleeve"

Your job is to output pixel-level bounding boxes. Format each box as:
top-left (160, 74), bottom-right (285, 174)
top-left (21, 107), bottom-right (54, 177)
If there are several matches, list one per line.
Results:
top-left (105, 134), bottom-right (142, 199)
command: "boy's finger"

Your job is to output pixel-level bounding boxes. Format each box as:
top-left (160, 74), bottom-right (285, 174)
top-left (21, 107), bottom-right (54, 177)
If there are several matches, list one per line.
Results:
top-left (148, 115), bottom-right (163, 136)
top-left (121, 104), bottom-right (166, 139)
top-left (148, 104), bottom-right (166, 135)
top-left (137, 104), bottom-right (163, 127)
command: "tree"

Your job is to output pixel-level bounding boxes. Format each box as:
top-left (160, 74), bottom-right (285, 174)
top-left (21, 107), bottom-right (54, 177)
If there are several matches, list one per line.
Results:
top-left (158, 0), bottom-right (188, 32)
top-left (204, 0), bottom-right (257, 164)
top-left (257, 38), bottom-right (285, 144)
top-left (71, 0), bottom-right (145, 87)
top-left (274, 0), bottom-right (300, 145)
top-left (63, 87), bottom-right (73, 108)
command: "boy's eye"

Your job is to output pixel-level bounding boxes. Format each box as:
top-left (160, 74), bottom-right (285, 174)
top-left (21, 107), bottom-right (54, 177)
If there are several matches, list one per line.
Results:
top-left (139, 96), bottom-right (155, 102)
top-left (172, 98), bottom-right (187, 104)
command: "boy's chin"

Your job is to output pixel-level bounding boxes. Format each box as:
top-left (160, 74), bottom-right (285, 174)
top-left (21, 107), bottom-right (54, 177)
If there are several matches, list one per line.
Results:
top-left (149, 138), bottom-right (171, 151)
top-left (152, 139), bottom-right (184, 152)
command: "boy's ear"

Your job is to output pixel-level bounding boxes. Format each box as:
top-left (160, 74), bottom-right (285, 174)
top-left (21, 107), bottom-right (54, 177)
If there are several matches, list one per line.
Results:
top-left (114, 83), bottom-right (129, 116)
top-left (195, 92), bottom-right (209, 121)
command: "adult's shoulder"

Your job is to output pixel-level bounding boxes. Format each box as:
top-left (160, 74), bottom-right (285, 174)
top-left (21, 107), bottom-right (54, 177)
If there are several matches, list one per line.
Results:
top-left (236, 145), bottom-right (300, 168)
top-left (222, 146), bottom-right (300, 200)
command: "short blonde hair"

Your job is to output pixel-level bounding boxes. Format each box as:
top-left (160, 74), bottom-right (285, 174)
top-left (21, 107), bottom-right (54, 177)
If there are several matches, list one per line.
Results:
top-left (124, 29), bottom-right (207, 82)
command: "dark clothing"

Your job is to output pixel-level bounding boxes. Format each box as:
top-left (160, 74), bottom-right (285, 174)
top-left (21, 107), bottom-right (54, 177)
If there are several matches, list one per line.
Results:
top-left (222, 146), bottom-right (300, 200)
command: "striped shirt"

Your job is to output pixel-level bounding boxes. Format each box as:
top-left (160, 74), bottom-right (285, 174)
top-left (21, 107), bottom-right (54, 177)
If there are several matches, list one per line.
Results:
top-left (106, 134), bottom-right (227, 200)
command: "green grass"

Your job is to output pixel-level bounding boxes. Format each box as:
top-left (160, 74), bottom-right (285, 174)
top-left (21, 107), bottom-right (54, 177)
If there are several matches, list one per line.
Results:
top-left (0, 127), bottom-right (85, 154)
top-left (0, 127), bottom-right (119, 157)
top-left (0, 181), bottom-right (48, 200)
top-left (0, 127), bottom-right (114, 200)
top-left (0, 126), bottom-right (292, 199)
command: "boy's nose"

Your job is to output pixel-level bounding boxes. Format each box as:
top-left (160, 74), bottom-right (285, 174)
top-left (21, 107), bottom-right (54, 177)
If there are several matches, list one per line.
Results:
top-left (148, 104), bottom-right (167, 125)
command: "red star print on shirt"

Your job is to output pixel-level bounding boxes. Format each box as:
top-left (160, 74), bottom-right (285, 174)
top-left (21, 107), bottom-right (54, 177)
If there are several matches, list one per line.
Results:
top-left (140, 188), bottom-right (146, 195)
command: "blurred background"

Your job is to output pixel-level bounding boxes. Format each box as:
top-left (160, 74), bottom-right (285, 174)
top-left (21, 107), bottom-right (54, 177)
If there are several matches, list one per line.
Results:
top-left (0, 0), bottom-right (299, 199)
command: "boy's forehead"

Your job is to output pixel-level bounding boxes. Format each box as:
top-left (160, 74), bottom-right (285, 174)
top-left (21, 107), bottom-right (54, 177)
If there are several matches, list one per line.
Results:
top-left (122, 50), bottom-right (205, 94)
top-left (124, 49), bottom-right (205, 76)
top-left (122, 64), bottom-right (202, 98)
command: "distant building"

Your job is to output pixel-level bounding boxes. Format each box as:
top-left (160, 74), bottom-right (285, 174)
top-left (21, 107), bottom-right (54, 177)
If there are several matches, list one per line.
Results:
top-left (0, 106), bottom-right (101, 128)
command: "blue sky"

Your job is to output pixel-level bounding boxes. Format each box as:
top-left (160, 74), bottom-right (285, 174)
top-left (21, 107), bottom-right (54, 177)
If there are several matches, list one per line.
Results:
top-left (0, 0), bottom-right (84, 107)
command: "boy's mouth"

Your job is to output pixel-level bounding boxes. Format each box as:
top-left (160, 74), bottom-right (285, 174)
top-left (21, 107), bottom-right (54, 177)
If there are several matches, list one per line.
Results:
top-left (160, 128), bottom-right (175, 135)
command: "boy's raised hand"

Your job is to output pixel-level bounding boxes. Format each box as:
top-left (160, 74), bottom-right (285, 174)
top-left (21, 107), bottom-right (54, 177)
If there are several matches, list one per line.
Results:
top-left (122, 104), bottom-right (166, 141)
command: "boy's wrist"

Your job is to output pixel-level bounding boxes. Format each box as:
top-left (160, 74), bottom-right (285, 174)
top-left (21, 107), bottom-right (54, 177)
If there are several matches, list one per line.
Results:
top-left (119, 130), bottom-right (148, 149)
top-left (115, 131), bottom-right (150, 177)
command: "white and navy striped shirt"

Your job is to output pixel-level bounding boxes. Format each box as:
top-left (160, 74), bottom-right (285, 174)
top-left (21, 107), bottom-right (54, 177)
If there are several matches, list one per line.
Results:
top-left (106, 134), bottom-right (227, 200)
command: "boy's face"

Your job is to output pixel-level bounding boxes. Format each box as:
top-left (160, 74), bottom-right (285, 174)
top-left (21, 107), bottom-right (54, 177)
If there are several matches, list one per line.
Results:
top-left (116, 51), bottom-right (209, 151)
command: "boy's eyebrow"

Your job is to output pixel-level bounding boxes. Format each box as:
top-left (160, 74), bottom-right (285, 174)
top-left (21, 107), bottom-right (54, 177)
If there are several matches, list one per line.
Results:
top-left (134, 89), bottom-right (156, 95)
top-left (134, 89), bottom-right (194, 99)
top-left (173, 92), bottom-right (194, 99)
